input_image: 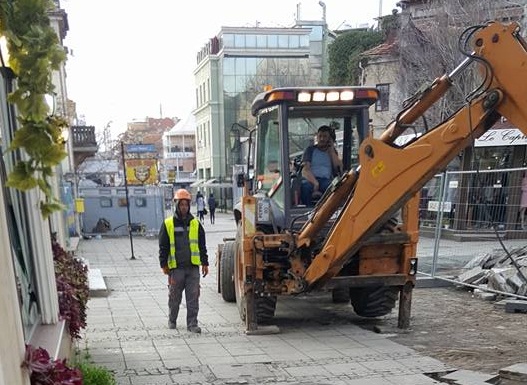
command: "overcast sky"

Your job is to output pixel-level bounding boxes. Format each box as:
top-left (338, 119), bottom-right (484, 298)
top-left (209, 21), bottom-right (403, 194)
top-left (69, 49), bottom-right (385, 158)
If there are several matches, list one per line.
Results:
top-left (61, 0), bottom-right (400, 137)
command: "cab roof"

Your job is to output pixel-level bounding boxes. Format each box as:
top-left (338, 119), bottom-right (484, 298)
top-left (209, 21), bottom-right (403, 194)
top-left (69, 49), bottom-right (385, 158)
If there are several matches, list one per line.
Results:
top-left (251, 86), bottom-right (379, 116)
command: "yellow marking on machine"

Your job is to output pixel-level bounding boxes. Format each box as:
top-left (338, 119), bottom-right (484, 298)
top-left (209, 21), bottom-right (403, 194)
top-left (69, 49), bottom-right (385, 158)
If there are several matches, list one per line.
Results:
top-left (371, 161), bottom-right (385, 178)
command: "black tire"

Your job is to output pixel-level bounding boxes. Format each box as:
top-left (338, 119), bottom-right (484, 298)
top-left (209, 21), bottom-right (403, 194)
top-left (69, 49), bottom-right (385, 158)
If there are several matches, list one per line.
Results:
top-left (350, 286), bottom-right (399, 318)
top-left (220, 241), bottom-right (236, 302)
top-left (331, 287), bottom-right (351, 303)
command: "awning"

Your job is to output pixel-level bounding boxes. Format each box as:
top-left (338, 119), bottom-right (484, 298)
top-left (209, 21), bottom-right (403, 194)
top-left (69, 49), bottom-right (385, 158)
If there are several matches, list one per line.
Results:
top-left (203, 178), bottom-right (232, 188)
top-left (189, 179), bottom-right (206, 188)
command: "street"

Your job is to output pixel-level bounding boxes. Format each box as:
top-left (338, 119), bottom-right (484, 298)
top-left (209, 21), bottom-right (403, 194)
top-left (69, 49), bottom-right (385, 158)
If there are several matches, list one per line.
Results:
top-left (79, 212), bottom-right (453, 384)
top-left (77, 211), bottom-right (525, 384)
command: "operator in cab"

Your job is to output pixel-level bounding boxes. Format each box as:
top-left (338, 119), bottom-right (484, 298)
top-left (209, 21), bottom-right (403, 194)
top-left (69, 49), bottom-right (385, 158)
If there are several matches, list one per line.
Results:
top-left (300, 125), bottom-right (343, 206)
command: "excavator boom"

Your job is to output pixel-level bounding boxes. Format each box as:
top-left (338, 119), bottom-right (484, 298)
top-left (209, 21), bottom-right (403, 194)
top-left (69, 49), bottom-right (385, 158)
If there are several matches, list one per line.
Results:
top-left (300, 21), bottom-right (527, 287)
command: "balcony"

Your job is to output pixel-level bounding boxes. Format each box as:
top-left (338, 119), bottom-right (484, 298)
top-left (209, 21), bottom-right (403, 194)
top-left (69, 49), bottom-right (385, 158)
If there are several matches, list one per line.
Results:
top-left (71, 125), bottom-right (98, 169)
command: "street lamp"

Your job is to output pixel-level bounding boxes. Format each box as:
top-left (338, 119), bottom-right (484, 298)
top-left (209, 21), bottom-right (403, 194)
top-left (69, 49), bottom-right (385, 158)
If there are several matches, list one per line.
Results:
top-left (318, 1), bottom-right (326, 22)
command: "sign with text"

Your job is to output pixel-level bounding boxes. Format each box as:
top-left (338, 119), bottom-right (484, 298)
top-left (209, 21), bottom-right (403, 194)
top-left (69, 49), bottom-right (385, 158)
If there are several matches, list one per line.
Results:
top-left (126, 143), bottom-right (156, 153)
top-left (394, 129), bottom-right (527, 148)
top-left (475, 129), bottom-right (527, 147)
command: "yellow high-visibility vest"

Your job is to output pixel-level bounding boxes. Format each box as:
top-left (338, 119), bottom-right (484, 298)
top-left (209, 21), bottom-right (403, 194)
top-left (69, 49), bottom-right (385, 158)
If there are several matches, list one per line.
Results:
top-left (164, 217), bottom-right (201, 269)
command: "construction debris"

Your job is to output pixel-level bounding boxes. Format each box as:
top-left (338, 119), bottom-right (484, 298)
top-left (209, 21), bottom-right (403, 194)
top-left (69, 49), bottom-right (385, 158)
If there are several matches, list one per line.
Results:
top-left (455, 246), bottom-right (527, 301)
top-left (504, 300), bottom-right (527, 314)
top-left (499, 363), bottom-right (527, 383)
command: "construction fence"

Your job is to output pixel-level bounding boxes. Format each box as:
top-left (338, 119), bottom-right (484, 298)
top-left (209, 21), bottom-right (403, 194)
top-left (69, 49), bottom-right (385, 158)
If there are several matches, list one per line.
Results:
top-left (416, 167), bottom-right (527, 297)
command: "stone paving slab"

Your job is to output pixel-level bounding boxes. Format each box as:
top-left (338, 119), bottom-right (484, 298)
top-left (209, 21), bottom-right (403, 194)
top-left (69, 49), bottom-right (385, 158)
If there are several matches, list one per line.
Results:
top-left (499, 363), bottom-right (527, 382)
top-left (441, 369), bottom-right (498, 384)
top-left (78, 212), bottom-right (459, 384)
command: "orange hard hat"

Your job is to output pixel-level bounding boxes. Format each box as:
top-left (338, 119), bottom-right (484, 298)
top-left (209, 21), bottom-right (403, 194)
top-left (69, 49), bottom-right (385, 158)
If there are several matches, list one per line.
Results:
top-left (173, 188), bottom-right (191, 201)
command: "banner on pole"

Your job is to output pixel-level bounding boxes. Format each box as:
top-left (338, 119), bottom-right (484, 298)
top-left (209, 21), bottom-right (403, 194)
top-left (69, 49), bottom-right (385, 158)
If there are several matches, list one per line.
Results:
top-left (125, 159), bottom-right (157, 185)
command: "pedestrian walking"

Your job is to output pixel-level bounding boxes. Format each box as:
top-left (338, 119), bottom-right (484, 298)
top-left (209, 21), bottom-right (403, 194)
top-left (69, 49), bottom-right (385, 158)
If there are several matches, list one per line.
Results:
top-left (159, 188), bottom-right (209, 333)
top-left (196, 191), bottom-right (205, 222)
top-left (207, 192), bottom-right (216, 224)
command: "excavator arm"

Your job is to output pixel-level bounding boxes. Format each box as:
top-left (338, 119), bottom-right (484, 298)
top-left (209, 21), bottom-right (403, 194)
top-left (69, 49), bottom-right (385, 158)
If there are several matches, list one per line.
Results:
top-left (298, 21), bottom-right (527, 288)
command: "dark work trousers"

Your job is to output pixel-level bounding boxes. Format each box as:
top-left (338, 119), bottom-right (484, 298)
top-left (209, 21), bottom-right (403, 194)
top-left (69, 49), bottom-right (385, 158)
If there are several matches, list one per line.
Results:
top-left (301, 177), bottom-right (331, 206)
top-left (209, 208), bottom-right (216, 224)
top-left (168, 266), bottom-right (200, 328)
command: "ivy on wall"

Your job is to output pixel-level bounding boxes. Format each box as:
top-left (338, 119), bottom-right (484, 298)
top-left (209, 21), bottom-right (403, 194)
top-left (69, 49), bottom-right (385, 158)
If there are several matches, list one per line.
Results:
top-left (328, 14), bottom-right (400, 86)
top-left (328, 29), bottom-right (384, 86)
top-left (0, 0), bottom-right (68, 218)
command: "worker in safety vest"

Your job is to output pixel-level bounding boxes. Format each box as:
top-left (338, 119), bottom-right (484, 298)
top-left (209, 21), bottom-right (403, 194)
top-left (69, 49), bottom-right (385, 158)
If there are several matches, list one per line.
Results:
top-left (159, 188), bottom-right (209, 333)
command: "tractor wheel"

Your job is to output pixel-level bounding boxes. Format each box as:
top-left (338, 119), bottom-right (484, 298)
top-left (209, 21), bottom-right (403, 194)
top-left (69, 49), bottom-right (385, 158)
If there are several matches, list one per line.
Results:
top-left (331, 287), bottom-right (351, 303)
top-left (350, 286), bottom-right (399, 318)
top-left (233, 243), bottom-right (277, 324)
top-left (219, 241), bottom-right (236, 302)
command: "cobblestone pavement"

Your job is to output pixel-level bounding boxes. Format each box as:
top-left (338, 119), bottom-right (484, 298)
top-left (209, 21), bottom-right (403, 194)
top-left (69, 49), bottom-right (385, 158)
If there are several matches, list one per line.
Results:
top-left (78, 211), bottom-right (525, 384)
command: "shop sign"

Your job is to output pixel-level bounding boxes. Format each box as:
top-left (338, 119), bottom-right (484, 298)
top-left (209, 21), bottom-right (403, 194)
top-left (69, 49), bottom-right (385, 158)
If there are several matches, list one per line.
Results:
top-left (475, 129), bottom-right (527, 147)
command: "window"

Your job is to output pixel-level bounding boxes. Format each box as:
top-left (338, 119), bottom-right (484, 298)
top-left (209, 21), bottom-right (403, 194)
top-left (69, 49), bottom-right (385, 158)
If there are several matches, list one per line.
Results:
top-left (376, 84), bottom-right (390, 112)
top-left (234, 34), bottom-right (245, 48)
top-left (223, 34), bottom-right (234, 47)
top-left (100, 197), bottom-right (112, 208)
top-left (245, 34), bottom-right (256, 48)
top-left (268, 34), bottom-right (278, 48)
top-left (118, 198), bottom-right (128, 207)
top-left (278, 35), bottom-right (289, 48)
top-left (256, 34), bottom-right (267, 48)
top-left (289, 35), bottom-right (300, 48)
top-left (300, 35), bottom-right (309, 48)
top-left (309, 26), bottom-right (323, 40)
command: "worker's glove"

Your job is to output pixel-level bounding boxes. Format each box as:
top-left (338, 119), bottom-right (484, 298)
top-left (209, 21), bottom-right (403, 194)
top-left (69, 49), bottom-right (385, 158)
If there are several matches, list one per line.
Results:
top-left (162, 266), bottom-right (170, 275)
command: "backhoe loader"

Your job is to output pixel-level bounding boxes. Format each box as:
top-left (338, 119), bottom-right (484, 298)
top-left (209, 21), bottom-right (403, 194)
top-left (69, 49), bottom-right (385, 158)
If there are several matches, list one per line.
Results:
top-left (216, 21), bottom-right (527, 332)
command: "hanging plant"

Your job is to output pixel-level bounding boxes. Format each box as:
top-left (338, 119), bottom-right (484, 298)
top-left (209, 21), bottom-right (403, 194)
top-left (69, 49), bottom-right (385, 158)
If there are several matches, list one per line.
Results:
top-left (0, 0), bottom-right (68, 218)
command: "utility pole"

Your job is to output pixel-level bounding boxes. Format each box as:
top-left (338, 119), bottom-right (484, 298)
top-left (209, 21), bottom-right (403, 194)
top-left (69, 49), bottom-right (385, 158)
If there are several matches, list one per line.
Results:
top-left (120, 141), bottom-right (136, 260)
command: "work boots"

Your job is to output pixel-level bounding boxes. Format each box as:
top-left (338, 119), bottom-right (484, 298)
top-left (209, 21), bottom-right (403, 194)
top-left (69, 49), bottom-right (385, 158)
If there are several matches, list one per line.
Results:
top-left (187, 325), bottom-right (201, 334)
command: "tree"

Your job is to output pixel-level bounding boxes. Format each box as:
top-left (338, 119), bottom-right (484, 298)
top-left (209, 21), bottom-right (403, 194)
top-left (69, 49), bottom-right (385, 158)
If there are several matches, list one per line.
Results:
top-left (395, 0), bottom-right (524, 129)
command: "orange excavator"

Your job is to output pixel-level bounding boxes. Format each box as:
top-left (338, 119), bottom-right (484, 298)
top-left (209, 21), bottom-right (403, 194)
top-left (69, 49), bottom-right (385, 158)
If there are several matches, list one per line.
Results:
top-left (217, 21), bottom-right (527, 332)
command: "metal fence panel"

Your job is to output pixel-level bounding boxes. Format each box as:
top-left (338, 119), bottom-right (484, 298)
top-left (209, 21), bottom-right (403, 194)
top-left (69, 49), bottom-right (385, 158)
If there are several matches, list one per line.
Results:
top-left (417, 168), bottom-right (527, 278)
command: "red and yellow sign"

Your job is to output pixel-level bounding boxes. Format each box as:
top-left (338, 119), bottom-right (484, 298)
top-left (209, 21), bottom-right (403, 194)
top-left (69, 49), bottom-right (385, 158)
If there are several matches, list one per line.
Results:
top-left (125, 159), bottom-right (157, 185)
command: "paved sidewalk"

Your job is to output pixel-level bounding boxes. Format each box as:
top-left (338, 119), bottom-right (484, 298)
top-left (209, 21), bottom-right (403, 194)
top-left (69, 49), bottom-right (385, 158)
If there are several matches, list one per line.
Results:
top-left (77, 212), bottom-right (453, 385)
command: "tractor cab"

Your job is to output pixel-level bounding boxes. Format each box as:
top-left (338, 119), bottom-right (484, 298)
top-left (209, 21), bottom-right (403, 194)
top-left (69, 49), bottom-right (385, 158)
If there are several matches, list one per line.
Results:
top-left (248, 86), bottom-right (379, 231)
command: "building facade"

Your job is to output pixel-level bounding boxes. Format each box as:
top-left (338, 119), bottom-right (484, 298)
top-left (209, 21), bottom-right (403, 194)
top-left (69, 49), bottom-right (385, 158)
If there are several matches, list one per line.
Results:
top-left (0, 2), bottom-right (76, 384)
top-left (193, 13), bottom-right (333, 207)
top-left (161, 114), bottom-right (197, 188)
top-left (362, 0), bottom-right (527, 234)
